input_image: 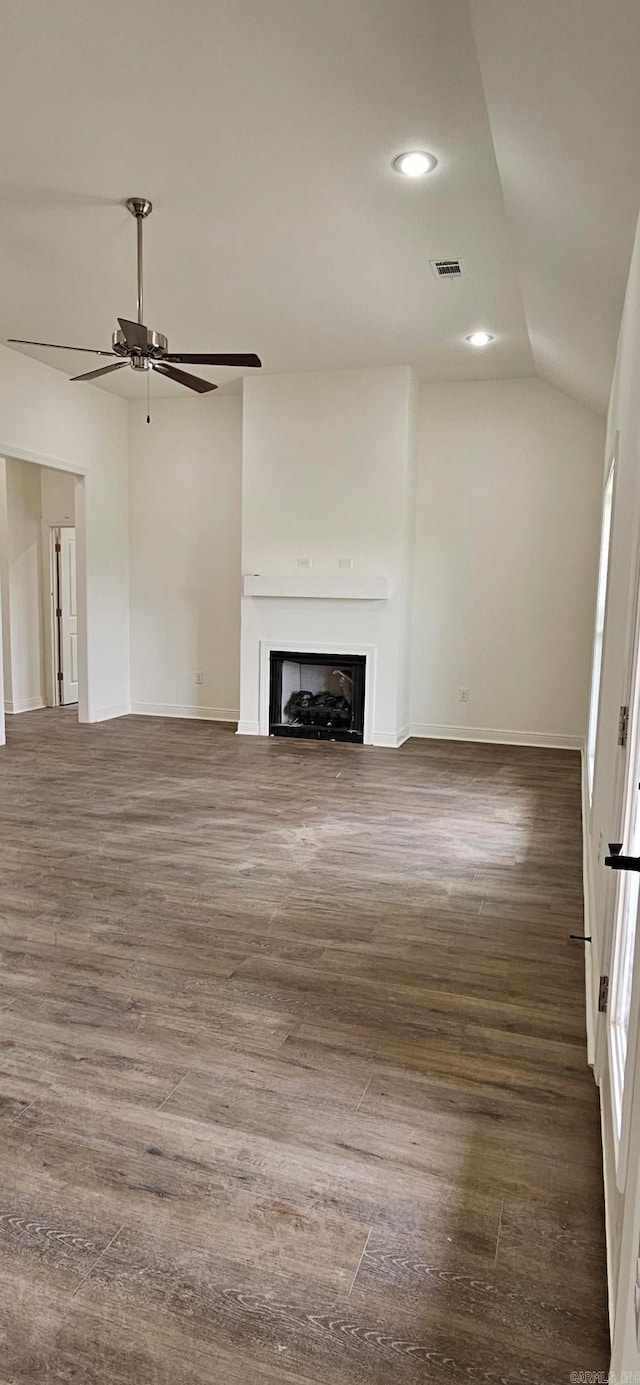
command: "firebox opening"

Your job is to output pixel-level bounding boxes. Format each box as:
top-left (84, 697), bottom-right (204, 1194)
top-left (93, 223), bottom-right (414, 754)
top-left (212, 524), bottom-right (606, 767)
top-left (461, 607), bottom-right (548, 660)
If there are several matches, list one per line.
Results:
top-left (269, 651), bottom-right (366, 743)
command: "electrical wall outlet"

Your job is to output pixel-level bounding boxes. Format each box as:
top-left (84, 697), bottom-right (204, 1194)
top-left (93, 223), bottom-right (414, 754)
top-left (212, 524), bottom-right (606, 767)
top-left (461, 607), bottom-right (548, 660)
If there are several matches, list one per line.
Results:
top-left (297, 556), bottom-right (312, 568)
top-left (459, 687), bottom-right (469, 703)
top-left (195, 672), bottom-right (204, 686)
top-left (338, 557), bottom-right (353, 569)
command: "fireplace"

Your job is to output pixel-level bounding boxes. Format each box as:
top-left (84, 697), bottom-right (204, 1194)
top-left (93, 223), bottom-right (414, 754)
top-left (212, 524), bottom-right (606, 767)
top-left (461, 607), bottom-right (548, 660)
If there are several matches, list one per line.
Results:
top-left (269, 651), bottom-right (366, 742)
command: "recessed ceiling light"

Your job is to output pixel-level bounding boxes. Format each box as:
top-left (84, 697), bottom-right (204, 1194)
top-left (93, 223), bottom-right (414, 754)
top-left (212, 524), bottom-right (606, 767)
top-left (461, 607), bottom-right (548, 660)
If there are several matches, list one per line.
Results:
top-left (392, 150), bottom-right (438, 178)
top-left (466, 331), bottom-right (494, 347)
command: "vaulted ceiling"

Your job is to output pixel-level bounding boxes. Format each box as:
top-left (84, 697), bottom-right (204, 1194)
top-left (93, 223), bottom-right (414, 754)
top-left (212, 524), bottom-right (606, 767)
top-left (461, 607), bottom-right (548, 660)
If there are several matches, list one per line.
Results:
top-left (0, 0), bottom-right (637, 412)
top-left (470, 0), bottom-right (640, 416)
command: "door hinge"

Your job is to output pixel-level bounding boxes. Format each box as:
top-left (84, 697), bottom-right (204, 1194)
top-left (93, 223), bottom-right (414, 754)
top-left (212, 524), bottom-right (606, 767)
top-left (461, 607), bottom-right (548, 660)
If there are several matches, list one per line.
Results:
top-left (55, 607), bottom-right (62, 619)
top-left (57, 670), bottom-right (63, 682)
top-left (54, 541), bottom-right (61, 553)
top-left (619, 705), bottom-right (630, 747)
top-left (599, 974), bottom-right (610, 1013)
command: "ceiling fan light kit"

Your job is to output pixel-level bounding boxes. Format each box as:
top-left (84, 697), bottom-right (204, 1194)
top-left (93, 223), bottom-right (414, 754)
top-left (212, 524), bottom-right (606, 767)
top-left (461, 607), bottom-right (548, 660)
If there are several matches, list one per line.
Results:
top-left (7, 197), bottom-right (262, 408)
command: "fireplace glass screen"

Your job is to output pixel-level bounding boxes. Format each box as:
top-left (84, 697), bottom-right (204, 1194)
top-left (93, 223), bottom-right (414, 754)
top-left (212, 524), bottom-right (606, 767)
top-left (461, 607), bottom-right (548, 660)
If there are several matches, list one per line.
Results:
top-left (269, 652), bottom-right (366, 742)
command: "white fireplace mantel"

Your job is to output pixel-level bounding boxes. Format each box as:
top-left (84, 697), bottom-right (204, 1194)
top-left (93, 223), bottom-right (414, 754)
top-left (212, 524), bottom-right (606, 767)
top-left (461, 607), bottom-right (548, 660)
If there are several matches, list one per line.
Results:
top-left (242, 574), bottom-right (388, 600)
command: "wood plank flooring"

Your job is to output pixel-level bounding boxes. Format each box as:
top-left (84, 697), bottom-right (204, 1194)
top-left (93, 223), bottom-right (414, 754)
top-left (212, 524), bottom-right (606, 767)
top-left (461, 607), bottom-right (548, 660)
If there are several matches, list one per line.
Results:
top-left (0, 710), bottom-right (608, 1382)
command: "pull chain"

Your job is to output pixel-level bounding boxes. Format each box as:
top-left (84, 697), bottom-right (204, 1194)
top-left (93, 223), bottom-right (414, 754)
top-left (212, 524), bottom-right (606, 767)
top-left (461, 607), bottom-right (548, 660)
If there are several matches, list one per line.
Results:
top-left (147, 364), bottom-right (151, 424)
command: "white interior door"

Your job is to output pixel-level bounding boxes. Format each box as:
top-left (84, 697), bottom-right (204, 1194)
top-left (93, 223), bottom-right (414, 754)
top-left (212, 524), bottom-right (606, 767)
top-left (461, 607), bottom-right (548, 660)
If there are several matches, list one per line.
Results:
top-left (58, 526), bottom-right (78, 705)
top-left (601, 501), bottom-right (640, 1187)
top-left (605, 551), bottom-right (640, 1370)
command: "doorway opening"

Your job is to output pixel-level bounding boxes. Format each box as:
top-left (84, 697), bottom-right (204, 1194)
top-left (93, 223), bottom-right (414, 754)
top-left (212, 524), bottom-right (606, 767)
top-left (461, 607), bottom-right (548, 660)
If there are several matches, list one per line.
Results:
top-left (0, 456), bottom-right (84, 723)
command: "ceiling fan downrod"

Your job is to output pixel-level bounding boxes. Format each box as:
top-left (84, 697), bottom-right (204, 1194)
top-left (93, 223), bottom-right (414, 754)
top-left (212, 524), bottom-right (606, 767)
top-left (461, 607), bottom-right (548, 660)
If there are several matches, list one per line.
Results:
top-left (125, 197), bottom-right (152, 326)
top-left (113, 198), bottom-right (168, 365)
top-left (124, 198), bottom-right (154, 425)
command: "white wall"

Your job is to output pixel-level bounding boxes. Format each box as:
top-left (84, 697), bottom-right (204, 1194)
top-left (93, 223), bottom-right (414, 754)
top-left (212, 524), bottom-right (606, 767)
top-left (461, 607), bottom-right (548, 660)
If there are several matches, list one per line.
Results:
top-left (242, 368), bottom-right (415, 577)
top-left (40, 465), bottom-right (75, 526)
top-left (128, 396), bottom-right (242, 720)
top-left (239, 367), bottom-right (417, 744)
top-left (124, 371), bottom-right (603, 747)
top-left (0, 343), bottom-right (129, 730)
top-left (0, 353), bottom-right (590, 749)
top-left (411, 378), bottom-right (605, 745)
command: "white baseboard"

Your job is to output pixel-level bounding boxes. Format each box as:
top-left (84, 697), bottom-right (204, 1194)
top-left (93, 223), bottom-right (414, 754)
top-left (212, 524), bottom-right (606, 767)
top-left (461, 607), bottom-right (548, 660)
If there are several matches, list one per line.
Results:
top-left (234, 721), bottom-right (579, 752)
top-left (373, 725), bottom-right (411, 748)
top-left (131, 702), bottom-right (238, 723)
top-left (91, 702), bottom-right (132, 723)
top-left (410, 722), bottom-right (583, 750)
top-left (5, 696), bottom-right (46, 714)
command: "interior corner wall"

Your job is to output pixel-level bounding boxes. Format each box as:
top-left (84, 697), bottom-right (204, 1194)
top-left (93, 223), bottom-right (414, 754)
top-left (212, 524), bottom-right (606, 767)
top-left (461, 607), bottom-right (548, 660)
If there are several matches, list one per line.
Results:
top-left (128, 395), bottom-right (242, 721)
top-left (398, 370), bottom-right (419, 735)
top-left (0, 344), bottom-right (129, 724)
top-left (410, 377), bottom-right (606, 746)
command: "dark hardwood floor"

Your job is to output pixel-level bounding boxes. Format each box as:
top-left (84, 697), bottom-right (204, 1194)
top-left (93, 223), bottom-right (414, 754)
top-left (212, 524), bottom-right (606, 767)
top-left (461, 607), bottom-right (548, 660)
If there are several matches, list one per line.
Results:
top-left (0, 710), bottom-right (608, 1382)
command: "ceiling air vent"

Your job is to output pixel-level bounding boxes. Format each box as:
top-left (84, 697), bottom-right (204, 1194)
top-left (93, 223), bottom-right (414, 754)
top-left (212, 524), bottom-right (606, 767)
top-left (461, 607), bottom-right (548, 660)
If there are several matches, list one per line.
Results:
top-left (430, 258), bottom-right (465, 280)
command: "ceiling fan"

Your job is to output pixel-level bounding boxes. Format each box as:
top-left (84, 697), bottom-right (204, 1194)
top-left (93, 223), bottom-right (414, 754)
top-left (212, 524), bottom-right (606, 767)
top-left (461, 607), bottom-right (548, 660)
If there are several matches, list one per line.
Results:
top-left (8, 197), bottom-right (262, 395)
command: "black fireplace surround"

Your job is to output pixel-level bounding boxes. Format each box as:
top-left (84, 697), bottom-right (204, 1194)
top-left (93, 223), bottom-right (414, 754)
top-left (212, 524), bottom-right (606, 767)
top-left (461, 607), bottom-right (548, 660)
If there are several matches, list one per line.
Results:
top-left (269, 651), bottom-right (366, 742)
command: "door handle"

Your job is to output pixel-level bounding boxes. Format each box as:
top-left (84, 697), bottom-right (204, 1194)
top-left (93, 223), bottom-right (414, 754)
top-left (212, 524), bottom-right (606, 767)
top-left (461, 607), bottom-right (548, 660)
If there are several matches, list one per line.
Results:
top-left (605, 843), bottom-right (640, 871)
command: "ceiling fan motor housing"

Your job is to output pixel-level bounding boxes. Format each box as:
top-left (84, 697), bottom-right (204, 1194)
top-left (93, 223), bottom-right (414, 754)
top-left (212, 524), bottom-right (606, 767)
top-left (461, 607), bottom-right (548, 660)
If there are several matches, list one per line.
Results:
top-left (112, 326), bottom-right (168, 359)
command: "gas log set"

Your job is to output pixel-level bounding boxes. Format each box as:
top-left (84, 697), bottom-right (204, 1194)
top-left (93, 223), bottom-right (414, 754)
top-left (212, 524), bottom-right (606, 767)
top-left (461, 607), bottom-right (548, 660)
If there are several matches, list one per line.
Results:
top-left (284, 689), bottom-right (352, 730)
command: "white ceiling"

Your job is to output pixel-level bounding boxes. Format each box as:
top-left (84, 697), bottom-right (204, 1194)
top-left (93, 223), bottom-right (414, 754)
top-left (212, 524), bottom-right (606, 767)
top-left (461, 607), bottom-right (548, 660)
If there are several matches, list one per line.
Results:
top-left (0, 0), bottom-right (637, 412)
top-left (470, 0), bottom-right (640, 417)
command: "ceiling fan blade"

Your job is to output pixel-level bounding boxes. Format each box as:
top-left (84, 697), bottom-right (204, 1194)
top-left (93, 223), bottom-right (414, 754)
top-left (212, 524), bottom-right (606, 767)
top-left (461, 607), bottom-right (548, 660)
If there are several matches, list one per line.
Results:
top-left (164, 352), bottom-right (262, 368)
top-left (152, 362), bottom-right (218, 394)
top-left (70, 362), bottom-right (128, 383)
top-left (8, 338), bottom-right (117, 357)
top-left (117, 318), bottom-right (148, 351)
